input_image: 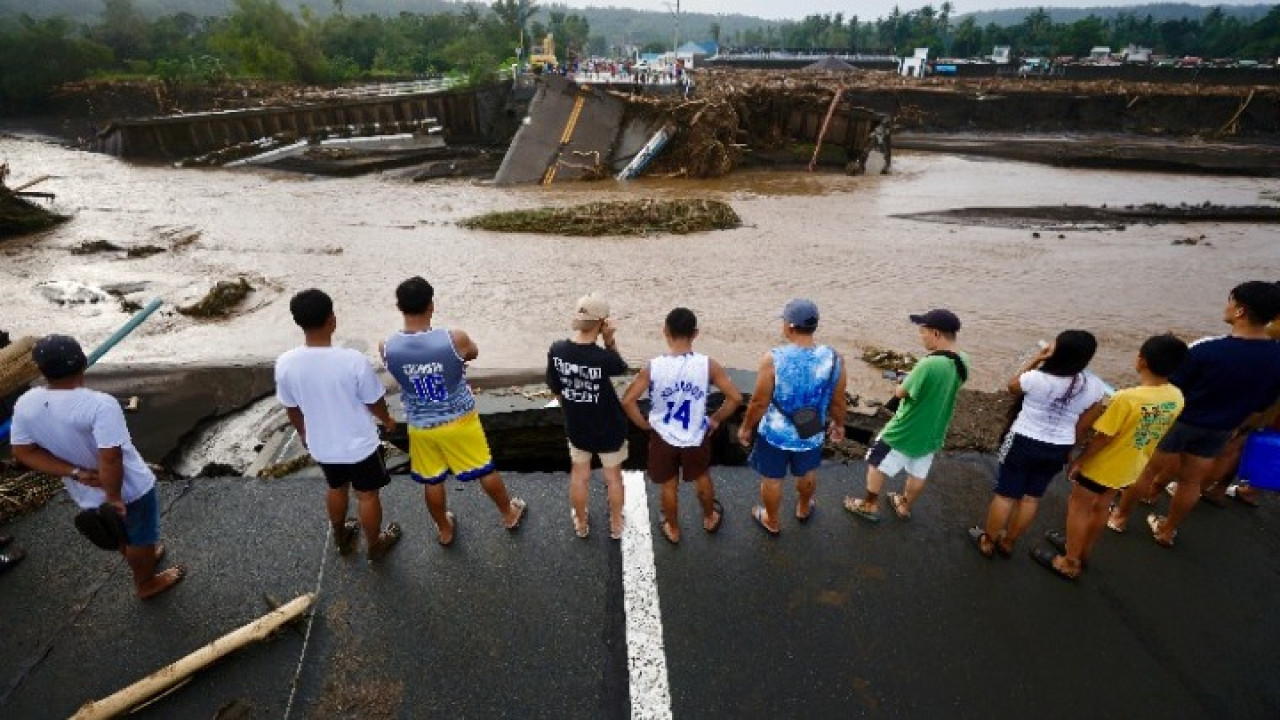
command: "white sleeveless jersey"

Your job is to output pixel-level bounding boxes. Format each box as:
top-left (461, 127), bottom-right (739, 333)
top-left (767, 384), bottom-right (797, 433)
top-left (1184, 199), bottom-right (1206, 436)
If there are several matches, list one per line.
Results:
top-left (647, 352), bottom-right (711, 447)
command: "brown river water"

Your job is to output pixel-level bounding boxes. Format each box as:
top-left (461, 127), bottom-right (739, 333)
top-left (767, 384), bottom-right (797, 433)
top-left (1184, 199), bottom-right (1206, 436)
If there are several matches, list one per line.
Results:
top-left (3, 136), bottom-right (1277, 399)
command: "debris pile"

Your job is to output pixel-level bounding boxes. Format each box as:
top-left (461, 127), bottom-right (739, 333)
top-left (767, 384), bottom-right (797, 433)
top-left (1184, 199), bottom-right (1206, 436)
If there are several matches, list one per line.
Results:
top-left (460, 198), bottom-right (741, 236)
top-left (861, 346), bottom-right (919, 373)
top-left (0, 463), bottom-right (63, 524)
top-left (178, 278), bottom-right (254, 318)
top-left (617, 74), bottom-right (885, 178)
top-left (0, 163), bottom-right (68, 239)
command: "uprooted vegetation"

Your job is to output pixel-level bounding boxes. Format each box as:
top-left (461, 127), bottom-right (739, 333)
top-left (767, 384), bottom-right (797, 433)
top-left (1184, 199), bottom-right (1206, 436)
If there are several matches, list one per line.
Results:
top-left (460, 199), bottom-right (741, 236)
top-left (178, 278), bottom-right (254, 318)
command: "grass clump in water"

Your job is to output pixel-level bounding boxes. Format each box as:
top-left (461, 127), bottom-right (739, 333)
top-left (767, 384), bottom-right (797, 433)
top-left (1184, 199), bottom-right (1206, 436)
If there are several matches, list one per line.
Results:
top-left (459, 198), bottom-right (740, 236)
top-left (178, 277), bottom-right (253, 318)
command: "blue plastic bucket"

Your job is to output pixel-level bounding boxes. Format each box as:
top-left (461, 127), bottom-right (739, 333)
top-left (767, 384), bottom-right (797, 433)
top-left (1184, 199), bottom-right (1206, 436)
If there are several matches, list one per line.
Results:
top-left (1240, 429), bottom-right (1280, 491)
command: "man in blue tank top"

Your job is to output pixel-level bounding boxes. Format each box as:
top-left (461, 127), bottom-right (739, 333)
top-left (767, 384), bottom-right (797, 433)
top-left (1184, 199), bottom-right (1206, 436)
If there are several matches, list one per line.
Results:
top-left (382, 277), bottom-right (527, 545)
top-left (738, 299), bottom-right (848, 536)
top-left (1110, 281), bottom-right (1280, 547)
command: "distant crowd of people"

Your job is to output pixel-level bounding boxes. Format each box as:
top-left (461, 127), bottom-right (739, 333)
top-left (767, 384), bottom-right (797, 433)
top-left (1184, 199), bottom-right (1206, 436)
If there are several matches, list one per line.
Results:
top-left (4, 278), bottom-right (1279, 596)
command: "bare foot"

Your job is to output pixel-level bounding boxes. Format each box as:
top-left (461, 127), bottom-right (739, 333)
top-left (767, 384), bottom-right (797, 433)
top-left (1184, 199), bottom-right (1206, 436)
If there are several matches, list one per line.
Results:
top-left (137, 565), bottom-right (187, 600)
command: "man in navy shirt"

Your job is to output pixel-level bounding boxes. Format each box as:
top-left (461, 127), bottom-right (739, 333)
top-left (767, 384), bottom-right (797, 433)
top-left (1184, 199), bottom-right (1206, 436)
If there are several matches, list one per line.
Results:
top-left (1110, 281), bottom-right (1280, 546)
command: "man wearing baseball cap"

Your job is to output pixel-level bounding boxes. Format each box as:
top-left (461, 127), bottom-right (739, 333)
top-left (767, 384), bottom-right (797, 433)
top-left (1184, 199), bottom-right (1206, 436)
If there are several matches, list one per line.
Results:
top-left (10, 334), bottom-right (186, 599)
top-left (738, 298), bottom-right (847, 536)
top-left (546, 293), bottom-right (630, 539)
top-left (846, 309), bottom-right (968, 523)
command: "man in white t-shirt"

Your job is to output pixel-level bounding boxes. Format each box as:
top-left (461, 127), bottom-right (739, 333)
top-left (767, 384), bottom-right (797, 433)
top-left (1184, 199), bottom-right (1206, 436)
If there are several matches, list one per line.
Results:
top-left (276, 289), bottom-right (402, 562)
top-left (11, 335), bottom-right (186, 599)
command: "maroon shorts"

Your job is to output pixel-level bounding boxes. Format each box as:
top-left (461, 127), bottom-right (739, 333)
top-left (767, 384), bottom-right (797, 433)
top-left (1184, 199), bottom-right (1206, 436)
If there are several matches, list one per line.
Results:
top-left (648, 430), bottom-right (712, 483)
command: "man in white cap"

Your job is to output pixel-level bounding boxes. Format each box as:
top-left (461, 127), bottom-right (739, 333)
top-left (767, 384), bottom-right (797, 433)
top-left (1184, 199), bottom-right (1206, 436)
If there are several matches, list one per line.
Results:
top-left (546, 294), bottom-right (629, 539)
top-left (11, 334), bottom-right (186, 599)
top-left (846, 309), bottom-right (968, 523)
top-left (737, 298), bottom-right (847, 536)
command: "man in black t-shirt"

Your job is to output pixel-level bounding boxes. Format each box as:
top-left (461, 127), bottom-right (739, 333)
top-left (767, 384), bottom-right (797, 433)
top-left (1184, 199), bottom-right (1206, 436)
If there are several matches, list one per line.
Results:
top-left (547, 294), bottom-right (629, 540)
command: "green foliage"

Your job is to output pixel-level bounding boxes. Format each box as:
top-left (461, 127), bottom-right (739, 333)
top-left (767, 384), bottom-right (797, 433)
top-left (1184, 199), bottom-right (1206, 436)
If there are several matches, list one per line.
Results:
top-left (0, 15), bottom-right (114, 107)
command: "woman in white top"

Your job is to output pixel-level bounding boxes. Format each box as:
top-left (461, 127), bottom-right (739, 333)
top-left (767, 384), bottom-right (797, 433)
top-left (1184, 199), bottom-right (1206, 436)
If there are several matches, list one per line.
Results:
top-left (969, 330), bottom-right (1106, 558)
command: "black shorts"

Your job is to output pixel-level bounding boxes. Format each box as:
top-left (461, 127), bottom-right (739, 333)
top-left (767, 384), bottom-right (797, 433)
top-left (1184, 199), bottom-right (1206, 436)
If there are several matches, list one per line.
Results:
top-left (318, 449), bottom-right (392, 492)
top-left (648, 431), bottom-right (713, 484)
top-left (994, 433), bottom-right (1072, 500)
top-left (1074, 473), bottom-right (1111, 495)
top-left (1155, 420), bottom-right (1233, 459)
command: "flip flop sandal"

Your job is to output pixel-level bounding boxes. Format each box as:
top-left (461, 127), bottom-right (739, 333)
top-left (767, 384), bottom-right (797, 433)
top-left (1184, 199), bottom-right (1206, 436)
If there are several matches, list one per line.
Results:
top-left (994, 534), bottom-right (1015, 558)
top-left (571, 508), bottom-right (589, 539)
top-left (1042, 530), bottom-right (1086, 567)
top-left (752, 505), bottom-right (780, 537)
top-left (967, 526), bottom-right (994, 558)
top-left (335, 519), bottom-right (360, 555)
top-left (368, 522), bottom-right (403, 562)
top-left (660, 517), bottom-right (680, 545)
top-left (1106, 515), bottom-right (1127, 534)
top-left (1226, 484), bottom-right (1261, 507)
top-left (843, 497), bottom-right (881, 524)
top-left (504, 498), bottom-right (527, 531)
top-left (1147, 514), bottom-right (1176, 548)
top-left (0, 547), bottom-right (25, 574)
top-left (795, 498), bottom-right (815, 524)
top-left (889, 493), bottom-right (912, 521)
top-left (1031, 546), bottom-right (1079, 581)
top-left (705, 499), bottom-right (725, 534)
top-left (140, 565), bottom-right (187, 600)
top-left (438, 512), bottom-right (458, 547)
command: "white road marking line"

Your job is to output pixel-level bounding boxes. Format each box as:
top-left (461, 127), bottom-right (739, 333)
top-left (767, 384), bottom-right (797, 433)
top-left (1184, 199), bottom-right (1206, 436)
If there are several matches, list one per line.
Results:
top-left (621, 470), bottom-right (673, 720)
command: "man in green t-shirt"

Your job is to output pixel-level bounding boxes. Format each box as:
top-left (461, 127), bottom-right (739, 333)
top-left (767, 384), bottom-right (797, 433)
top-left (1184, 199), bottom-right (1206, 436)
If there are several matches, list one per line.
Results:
top-left (845, 309), bottom-right (968, 522)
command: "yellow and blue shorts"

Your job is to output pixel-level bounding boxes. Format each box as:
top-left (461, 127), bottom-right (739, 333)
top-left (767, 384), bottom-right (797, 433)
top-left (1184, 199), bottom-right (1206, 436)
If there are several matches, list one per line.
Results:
top-left (408, 412), bottom-right (495, 485)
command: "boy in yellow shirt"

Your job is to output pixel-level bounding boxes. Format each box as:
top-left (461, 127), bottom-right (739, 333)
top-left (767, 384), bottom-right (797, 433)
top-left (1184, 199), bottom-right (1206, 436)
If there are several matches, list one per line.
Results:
top-left (1033, 334), bottom-right (1189, 580)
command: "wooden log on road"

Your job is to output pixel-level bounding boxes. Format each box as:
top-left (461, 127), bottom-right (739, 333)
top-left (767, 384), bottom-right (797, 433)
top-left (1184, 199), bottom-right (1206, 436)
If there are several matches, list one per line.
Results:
top-left (71, 593), bottom-right (316, 719)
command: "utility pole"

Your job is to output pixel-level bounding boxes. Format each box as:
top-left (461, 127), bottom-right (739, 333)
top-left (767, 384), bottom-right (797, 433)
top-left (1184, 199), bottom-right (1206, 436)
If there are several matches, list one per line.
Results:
top-left (663, 0), bottom-right (681, 55)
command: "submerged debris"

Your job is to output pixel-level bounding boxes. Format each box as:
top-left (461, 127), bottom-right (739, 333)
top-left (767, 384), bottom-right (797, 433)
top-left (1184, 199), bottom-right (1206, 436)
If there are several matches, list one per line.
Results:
top-left (178, 278), bottom-right (254, 318)
top-left (127, 245), bottom-right (167, 258)
top-left (460, 199), bottom-right (741, 236)
top-left (70, 239), bottom-right (124, 255)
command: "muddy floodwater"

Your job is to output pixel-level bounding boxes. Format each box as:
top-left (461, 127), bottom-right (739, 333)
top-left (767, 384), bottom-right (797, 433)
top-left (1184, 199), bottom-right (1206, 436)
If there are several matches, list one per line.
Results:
top-left (2, 135), bottom-right (1277, 398)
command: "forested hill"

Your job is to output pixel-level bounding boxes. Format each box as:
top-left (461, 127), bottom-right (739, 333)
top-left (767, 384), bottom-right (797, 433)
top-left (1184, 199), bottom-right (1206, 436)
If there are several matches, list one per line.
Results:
top-left (965, 3), bottom-right (1273, 27)
top-left (0, 0), bottom-right (781, 44)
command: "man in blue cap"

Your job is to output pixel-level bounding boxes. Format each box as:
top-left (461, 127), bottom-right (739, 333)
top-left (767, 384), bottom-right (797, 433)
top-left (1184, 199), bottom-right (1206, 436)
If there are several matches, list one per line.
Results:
top-left (738, 298), bottom-right (847, 536)
top-left (10, 334), bottom-right (186, 599)
top-left (846, 309), bottom-right (969, 523)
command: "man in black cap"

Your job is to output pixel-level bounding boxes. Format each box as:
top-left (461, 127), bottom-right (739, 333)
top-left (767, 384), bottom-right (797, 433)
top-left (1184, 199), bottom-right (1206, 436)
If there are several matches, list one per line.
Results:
top-left (10, 335), bottom-right (185, 599)
top-left (846, 309), bottom-right (968, 523)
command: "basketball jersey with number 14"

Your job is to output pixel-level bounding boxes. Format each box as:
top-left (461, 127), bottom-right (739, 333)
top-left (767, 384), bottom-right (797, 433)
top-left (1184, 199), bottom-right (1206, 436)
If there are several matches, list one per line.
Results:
top-left (647, 352), bottom-right (710, 448)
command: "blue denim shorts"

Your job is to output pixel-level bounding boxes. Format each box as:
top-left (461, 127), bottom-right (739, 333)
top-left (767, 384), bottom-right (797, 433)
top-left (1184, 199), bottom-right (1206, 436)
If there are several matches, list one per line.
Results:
top-left (748, 437), bottom-right (822, 479)
top-left (124, 488), bottom-right (160, 547)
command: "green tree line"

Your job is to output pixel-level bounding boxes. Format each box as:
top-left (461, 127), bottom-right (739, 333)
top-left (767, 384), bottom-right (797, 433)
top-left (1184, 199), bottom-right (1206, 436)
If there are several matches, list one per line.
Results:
top-left (3, 0), bottom-right (1279, 111)
top-left (0, 0), bottom-right (592, 109)
top-left (734, 4), bottom-right (1280, 61)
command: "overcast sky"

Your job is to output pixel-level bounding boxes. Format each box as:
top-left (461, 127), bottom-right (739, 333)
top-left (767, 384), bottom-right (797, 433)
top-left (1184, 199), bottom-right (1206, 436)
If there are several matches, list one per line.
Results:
top-left (556, 1), bottom-right (1253, 22)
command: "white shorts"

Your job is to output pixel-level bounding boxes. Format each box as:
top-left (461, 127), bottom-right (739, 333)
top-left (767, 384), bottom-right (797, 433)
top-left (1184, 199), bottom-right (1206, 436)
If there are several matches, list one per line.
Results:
top-left (568, 441), bottom-right (629, 468)
top-left (867, 439), bottom-right (935, 479)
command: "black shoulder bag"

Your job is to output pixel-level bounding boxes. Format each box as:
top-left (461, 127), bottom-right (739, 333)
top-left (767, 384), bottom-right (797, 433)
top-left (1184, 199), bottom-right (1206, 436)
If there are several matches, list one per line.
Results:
top-left (770, 353), bottom-right (838, 439)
